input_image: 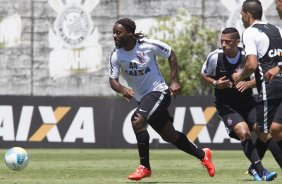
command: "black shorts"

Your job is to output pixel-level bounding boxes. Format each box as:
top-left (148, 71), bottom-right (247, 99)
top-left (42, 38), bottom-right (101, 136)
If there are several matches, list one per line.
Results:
top-left (134, 90), bottom-right (172, 132)
top-left (256, 98), bottom-right (282, 133)
top-left (215, 100), bottom-right (256, 140)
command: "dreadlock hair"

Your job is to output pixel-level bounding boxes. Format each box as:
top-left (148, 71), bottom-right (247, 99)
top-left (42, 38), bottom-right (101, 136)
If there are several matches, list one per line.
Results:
top-left (115, 18), bottom-right (146, 40)
top-left (242, 0), bottom-right (262, 20)
top-left (222, 27), bottom-right (240, 40)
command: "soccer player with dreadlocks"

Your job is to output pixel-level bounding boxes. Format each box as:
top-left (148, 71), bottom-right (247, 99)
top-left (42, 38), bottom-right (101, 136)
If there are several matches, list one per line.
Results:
top-left (108, 18), bottom-right (215, 181)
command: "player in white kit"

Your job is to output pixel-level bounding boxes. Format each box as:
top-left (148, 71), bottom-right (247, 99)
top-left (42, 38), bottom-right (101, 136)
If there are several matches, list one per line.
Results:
top-left (109, 18), bottom-right (215, 180)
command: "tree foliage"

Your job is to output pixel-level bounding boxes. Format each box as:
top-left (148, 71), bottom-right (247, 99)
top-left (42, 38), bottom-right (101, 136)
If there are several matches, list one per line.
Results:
top-left (149, 10), bottom-right (217, 95)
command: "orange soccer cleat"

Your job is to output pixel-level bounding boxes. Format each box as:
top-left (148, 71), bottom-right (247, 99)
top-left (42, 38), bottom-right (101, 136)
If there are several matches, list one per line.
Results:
top-left (128, 165), bottom-right (152, 180)
top-left (201, 148), bottom-right (215, 177)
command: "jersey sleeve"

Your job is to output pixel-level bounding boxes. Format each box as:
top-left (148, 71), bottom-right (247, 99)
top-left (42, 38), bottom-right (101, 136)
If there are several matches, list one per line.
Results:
top-left (201, 50), bottom-right (218, 76)
top-left (147, 39), bottom-right (172, 58)
top-left (243, 28), bottom-right (258, 56)
top-left (108, 49), bottom-right (120, 79)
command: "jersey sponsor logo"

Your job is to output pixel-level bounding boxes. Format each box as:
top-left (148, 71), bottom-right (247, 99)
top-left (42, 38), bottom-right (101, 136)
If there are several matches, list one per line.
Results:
top-left (277, 73), bottom-right (282, 77)
top-left (268, 48), bottom-right (282, 58)
top-left (125, 61), bottom-right (151, 76)
top-left (125, 68), bottom-right (151, 76)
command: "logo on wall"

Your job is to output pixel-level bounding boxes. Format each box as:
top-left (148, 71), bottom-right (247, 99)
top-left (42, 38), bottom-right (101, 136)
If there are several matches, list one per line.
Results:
top-left (54, 5), bottom-right (92, 48)
top-left (48, 0), bottom-right (102, 78)
top-left (0, 14), bottom-right (21, 48)
top-left (0, 105), bottom-right (95, 144)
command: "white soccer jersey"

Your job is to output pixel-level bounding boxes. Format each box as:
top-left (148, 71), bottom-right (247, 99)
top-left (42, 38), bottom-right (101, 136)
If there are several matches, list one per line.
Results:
top-left (243, 21), bottom-right (282, 58)
top-left (201, 49), bottom-right (220, 76)
top-left (109, 38), bottom-right (171, 102)
top-left (201, 48), bottom-right (242, 76)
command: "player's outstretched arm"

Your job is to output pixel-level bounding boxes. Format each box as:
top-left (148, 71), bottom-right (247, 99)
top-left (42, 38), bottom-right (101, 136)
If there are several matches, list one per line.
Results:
top-left (168, 50), bottom-right (180, 96)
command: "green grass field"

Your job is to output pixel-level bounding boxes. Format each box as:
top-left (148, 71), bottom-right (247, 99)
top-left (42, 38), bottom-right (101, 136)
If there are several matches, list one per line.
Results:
top-left (0, 149), bottom-right (280, 184)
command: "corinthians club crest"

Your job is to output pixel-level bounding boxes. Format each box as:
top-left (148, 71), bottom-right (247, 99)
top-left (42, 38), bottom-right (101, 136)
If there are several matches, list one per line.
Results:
top-left (54, 4), bottom-right (92, 48)
top-left (48, 0), bottom-right (102, 78)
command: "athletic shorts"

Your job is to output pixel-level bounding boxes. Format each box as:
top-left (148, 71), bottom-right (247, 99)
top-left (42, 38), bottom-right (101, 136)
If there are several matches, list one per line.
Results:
top-left (134, 90), bottom-right (172, 133)
top-left (256, 98), bottom-right (282, 133)
top-left (215, 100), bottom-right (256, 140)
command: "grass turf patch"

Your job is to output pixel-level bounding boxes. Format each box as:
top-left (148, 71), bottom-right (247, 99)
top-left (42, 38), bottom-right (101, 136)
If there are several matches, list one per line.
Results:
top-left (0, 149), bottom-right (280, 184)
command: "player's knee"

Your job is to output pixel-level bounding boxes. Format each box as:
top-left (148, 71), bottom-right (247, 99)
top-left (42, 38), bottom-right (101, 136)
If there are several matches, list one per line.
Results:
top-left (270, 124), bottom-right (282, 141)
top-left (258, 133), bottom-right (270, 143)
top-left (131, 113), bottom-right (146, 132)
top-left (238, 130), bottom-right (251, 141)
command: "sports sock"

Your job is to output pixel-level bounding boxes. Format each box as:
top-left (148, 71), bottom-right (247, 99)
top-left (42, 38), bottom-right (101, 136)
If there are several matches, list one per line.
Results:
top-left (241, 139), bottom-right (264, 177)
top-left (267, 138), bottom-right (282, 169)
top-left (250, 138), bottom-right (268, 171)
top-left (136, 130), bottom-right (150, 169)
top-left (254, 138), bottom-right (267, 159)
top-left (173, 131), bottom-right (205, 160)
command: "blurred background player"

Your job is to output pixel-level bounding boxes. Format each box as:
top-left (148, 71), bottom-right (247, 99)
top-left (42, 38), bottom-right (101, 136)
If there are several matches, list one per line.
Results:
top-left (233, 0), bottom-right (282, 171)
top-left (276, 0), bottom-right (282, 19)
top-left (201, 27), bottom-right (276, 181)
top-left (108, 18), bottom-right (215, 181)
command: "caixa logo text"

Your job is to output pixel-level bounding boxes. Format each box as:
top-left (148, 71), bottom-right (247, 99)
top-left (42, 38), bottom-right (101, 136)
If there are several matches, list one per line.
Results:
top-left (268, 48), bottom-right (282, 57)
top-left (0, 106), bottom-right (95, 143)
top-left (123, 107), bottom-right (240, 144)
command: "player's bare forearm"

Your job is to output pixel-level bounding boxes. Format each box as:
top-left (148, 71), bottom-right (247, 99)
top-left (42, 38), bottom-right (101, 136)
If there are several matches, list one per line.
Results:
top-left (109, 78), bottom-right (124, 93)
top-left (109, 78), bottom-right (134, 101)
top-left (168, 50), bottom-right (179, 83)
top-left (200, 73), bottom-right (214, 85)
top-left (233, 55), bottom-right (257, 83)
top-left (238, 68), bottom-right (254, 81)
top-left (168, 50), bottom-right (180, 95)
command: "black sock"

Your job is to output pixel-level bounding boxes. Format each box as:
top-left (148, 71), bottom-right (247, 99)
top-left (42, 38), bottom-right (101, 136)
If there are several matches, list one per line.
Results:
top-left (254, 138), bottom-right (267, 160)
top-left (250, 138), bottom-right (268, 171)
top-left (266, 138), bottom-right (282, 169)
top-left (173, 131), bottom-right (205, 160)
top-left (136, 130), bottom-right (150, 169)
top-left (241, 139), bottom-right (264, 177)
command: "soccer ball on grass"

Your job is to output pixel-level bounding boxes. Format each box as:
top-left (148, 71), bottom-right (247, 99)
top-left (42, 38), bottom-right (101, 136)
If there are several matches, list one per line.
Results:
top-left (4, 147), bottom-right (29, 171)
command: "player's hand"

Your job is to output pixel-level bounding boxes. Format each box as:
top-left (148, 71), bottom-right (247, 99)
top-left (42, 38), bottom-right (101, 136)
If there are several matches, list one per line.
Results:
top-left (236, 81), bottom-right (250, 92)
top-left (121, 87), bottom-right (134, 102)
top-left (264, 66), bottom-right (280, 82)
top-left (232, 72), bottom-right (241, 84)
top-left (169, 81), bottom-right (180, 97)
top-left (216, 76), bottom-right (232, 89)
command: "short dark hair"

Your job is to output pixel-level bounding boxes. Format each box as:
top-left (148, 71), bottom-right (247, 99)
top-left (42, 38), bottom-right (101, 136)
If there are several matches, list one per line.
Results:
top-left (242, 0), bottom-right (262, 20)
top-left (222, 27), bottom-right (240, 40)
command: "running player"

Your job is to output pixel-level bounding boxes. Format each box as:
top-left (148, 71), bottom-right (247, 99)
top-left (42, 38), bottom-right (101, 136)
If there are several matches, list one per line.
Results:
top-left (232, 0), bottom-right (282, 170)
top-left (201, 27), bottom-right (276, 181)
top-left (108, 18), bottom-right (215, 181)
